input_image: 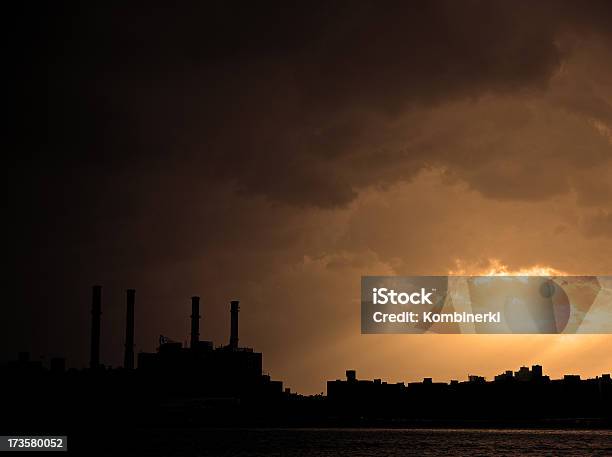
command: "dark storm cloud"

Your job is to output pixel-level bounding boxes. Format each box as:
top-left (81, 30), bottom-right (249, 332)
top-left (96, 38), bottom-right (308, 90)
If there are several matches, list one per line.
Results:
top-left (13, 0), bottom-right (605, 207)
top-left (8, 0), bottom-right (611, 299)
top-left (7, 0), bottom-right (588, 277)
top-left (6, 1), bottom-right (612, 378)
top-left (6, 1), bottom-right (610, 282)
top-left (582, 210), bottom-right (612, 238)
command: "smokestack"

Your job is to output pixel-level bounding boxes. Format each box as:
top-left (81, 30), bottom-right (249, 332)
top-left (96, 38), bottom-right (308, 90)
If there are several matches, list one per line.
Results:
top-left (124, 289), bottom-right (135, 370)
top-left (90, 285), bottom-right (102, 369)
top-left (190, 296), bottom-right (200, 349)
top-left (229, 300), bottom-right (239, 350)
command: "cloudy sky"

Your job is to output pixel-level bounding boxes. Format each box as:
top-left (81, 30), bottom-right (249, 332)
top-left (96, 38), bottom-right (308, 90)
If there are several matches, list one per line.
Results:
top-left (6, 1), bottom-right (612, 393)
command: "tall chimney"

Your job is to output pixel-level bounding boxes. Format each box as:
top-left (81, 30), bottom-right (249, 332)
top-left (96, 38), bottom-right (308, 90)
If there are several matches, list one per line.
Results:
top-left (190, 296), bottom-right (200, 349)
top-left (90, 285), bottom-right (102, 369)
top-left (124, 289), bottom-right (135, 370)
top-left (229, 300), bottom-right (239, 350)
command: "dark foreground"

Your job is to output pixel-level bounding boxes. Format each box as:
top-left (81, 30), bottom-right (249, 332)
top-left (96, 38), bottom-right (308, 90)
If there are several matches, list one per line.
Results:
top-left (68, 428), bottom-right (612, 456)
top-left (5, 370), bottom-right (612, 455)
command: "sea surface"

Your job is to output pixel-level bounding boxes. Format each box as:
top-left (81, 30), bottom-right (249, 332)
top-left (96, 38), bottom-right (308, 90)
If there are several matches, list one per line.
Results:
top-left (111, 428), bottom-right (612, 456)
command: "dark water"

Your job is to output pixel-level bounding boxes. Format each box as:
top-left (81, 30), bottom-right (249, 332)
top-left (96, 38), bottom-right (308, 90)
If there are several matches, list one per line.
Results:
top-left (115, 428), bottom-right (612, 456)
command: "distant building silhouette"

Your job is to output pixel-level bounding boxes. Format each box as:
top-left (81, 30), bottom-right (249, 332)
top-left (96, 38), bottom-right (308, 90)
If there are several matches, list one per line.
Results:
top-left (137, 298), bottom-right (283, 399)
top-left (229, 300), bottom-right (239, 350)
top-left (190, 296), bottom-right (200, 349)
top-left (124, 289), bottom-right (135, 370)
top-left (89, 285), bottom-right (102, 369)
top-left (2, 284), bottom-right (611, 431)
top-left (327, 367), bottom-right (612, 422)
top-left (50, 357), bottom-right (65, 373)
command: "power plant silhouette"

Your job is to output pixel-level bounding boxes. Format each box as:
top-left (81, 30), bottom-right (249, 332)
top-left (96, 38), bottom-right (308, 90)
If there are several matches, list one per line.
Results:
top-left (83, 286), bottom-right (284, 400)
top-left (2, 285), bottom-right (612, 433)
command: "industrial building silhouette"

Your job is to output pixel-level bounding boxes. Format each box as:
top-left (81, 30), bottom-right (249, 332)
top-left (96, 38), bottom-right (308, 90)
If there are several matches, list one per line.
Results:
top-left (328, 366), bottom-right (612, 422)
top-left (2, 285), bottom-right (612, 435)
top-left (136, 295), bottom-right (283, 399)
top-left (85, 286), bottom-right (284, 400)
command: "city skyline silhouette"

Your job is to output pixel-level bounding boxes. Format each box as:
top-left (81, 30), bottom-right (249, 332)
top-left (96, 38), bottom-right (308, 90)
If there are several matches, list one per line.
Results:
top-left (6, 2), bottom-right (612, 454)
top-left (3, 284), bottom-right (610, 433)
top-left (8, 2), bottom-right (612, 398)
